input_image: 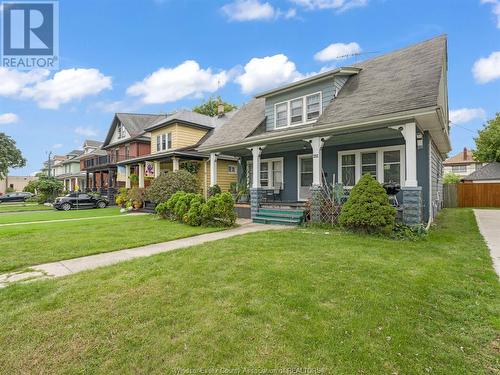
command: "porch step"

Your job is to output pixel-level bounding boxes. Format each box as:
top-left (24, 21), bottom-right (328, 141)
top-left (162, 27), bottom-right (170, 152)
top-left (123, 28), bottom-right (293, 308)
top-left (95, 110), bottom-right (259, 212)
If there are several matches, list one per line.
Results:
top-left (253, 207), bottom-right (305, 226)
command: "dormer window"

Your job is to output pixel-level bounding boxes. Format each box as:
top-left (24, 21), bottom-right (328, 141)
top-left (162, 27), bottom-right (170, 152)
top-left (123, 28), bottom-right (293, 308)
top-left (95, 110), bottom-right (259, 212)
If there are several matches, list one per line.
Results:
top-left (274, 92), bottom-right (322, 129)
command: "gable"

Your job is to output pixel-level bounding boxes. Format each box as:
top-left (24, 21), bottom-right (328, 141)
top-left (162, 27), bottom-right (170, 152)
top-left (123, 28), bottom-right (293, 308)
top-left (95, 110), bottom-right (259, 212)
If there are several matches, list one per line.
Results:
top-left (151, 122), bottom-right (209, 153)
top-left (110, 120), bottom-right (130, 143)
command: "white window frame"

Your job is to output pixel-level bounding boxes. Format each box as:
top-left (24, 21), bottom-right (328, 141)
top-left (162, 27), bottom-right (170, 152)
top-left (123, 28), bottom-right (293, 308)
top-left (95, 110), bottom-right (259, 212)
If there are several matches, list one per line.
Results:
top-left (246, 157), bottom-right (284, 189)
top-left (273, 91), bottom-right (322, 130)
top-left (158, 132), bottom-right (172, 152)
top-left (338, 145), bottom-right (406, 188)
top-left (227, 164), bottom-right (237, 174)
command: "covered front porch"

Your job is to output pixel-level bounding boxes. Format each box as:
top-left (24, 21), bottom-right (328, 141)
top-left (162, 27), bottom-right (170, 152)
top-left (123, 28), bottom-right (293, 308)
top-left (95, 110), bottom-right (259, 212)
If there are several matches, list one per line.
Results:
top-left (209, 122), bottom-right (430, 225)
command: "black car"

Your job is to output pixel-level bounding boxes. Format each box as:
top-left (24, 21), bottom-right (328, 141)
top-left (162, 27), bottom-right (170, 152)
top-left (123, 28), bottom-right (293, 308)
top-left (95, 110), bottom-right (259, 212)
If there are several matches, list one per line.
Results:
top-left (53, 193), bottom-right (109, 211)
top-left (0, 192), bottom-right (33, 203)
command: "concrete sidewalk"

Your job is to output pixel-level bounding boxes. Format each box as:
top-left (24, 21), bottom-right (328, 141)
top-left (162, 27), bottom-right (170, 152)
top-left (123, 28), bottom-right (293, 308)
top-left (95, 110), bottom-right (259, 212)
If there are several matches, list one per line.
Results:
top-left (0, 221), bottom-right (285, 288)
top-left (474, 209), bottom-right (500, 280)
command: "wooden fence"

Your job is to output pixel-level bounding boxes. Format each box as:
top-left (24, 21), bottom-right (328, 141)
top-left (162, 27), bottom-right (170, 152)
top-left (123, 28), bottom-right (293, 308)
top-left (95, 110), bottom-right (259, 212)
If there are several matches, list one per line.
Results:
top-left (444, 183), bottom-right (500, 208)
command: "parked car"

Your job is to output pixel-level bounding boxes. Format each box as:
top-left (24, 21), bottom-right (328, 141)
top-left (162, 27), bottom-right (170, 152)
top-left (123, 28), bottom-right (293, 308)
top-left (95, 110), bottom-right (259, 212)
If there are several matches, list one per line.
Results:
top-left (53, 193), bottom-right (109, 211)
top-left (0, 192), bottom-right (34, 203)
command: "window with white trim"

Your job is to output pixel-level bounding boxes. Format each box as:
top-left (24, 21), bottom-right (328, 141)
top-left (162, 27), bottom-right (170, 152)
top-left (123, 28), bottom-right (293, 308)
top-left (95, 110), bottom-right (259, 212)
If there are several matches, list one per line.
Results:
top-left (451, 165), bottom-right (467, 173)
top-left (247, 158), bottom-right (284, 188)
top-left (338, 146), bottom-right (405, 187)
top-left (275, 103), bottom-right (288, 128)
top-left (228, 164), bottom-right (237, 174)
top-left (274, 92), bottom-right (322, 129)
top-left (158, 132), bottom-right (172, 152)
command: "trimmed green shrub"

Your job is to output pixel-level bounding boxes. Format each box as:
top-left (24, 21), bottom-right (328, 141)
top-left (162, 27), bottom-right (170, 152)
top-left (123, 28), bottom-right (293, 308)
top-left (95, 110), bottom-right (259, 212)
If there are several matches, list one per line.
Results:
top-left (155, 201), bottom-right (170, 219)
top-left (185, 195), bottom-right (205, 226)
top-left (339, 174), bottom-right (396, 234)
top-left (201, 192), bottom-right (236, 227)
top-left (208, 184), bottom-right (222, 197)
top-left (145, 170), bottom-right (199, 204)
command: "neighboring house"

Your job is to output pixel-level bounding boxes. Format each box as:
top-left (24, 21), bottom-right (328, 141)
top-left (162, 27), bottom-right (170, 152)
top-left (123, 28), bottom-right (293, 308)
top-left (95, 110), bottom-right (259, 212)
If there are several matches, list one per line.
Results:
top-left (117, 109), bottom-right (238, 197)
top-left (57, 149), bottom-right (84, 191)
top-left (462, 162), bottom-right (500, 183)
top-left (443, 147), bottom-right (483, 177)
top-left (0, 176), bottom-right (38, 195)
top-left (80, 113), bottom-right (166, 201)
top-left (199, 36), bottom-right (451, 225)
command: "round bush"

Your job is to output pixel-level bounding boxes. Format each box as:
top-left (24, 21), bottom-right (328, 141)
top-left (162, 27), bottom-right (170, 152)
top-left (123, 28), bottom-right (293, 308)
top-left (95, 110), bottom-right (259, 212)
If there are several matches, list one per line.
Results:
top-left (339, 174), bottom-right (396, 234)
top-left (145, 170), bottom-right (199, 204)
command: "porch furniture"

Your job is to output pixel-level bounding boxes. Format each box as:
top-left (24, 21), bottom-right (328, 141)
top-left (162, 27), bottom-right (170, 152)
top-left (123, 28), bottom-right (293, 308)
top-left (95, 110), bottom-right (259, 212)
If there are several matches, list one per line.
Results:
top-left (263, 183), bottom-right (282, 202)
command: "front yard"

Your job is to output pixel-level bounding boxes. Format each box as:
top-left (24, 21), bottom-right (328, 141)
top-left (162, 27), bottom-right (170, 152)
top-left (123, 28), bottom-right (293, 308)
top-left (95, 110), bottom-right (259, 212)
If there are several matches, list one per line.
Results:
top-left (0, 209), bottom-right (221, 273)
top-left (0, 209), bottom-right (498, 374)
top-left (0, 203), bottom-right (52, 213)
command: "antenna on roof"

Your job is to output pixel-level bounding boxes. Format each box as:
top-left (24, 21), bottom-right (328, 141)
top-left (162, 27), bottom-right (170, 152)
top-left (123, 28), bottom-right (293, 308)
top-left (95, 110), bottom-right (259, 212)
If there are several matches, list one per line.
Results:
top-left (333, 51), bottom-right (380, 63)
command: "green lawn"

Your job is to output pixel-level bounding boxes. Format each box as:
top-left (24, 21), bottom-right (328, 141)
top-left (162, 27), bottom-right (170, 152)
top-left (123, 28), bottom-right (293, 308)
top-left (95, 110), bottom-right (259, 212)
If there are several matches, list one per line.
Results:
top-left (0, 207), bottom-right (122, 224)
top-left (0, 209), bottom-right (498, 374)
top-left (0, 203), bottom-right (52, 213)
top-left (0, 214), bottom-right (221, 272)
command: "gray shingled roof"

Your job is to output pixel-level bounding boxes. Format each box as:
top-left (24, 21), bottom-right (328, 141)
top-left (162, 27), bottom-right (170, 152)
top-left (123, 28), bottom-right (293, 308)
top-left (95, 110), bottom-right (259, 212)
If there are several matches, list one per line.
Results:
top-left (84, 140), bottom-right (104, 148)
top-left (200, 99), bottom-right (265, 148)
top-left (463, 162), bottom-right (500, 181)
top-left (116, 113), bottom-right (166, 137)
top-left (200, 35), bottom-right (446, 149)
top-left (145, 110), bottom-right (228, 131)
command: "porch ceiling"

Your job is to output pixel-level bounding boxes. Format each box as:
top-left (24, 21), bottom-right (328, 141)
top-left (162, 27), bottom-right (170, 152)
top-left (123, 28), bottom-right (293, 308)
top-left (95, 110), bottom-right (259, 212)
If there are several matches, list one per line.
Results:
top-left (226, 126), bottom-right (403, 157)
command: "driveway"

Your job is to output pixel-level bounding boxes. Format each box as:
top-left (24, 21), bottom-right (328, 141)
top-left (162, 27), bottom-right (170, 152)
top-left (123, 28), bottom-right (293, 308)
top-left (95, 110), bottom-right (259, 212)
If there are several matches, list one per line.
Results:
top-left (474, 209), bottom-right (500, 280)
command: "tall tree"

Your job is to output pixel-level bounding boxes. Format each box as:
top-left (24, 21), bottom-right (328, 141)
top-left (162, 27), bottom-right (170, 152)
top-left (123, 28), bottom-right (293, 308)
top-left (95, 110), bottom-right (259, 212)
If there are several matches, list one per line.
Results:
top-left (0, 132), bottom-right (26, 179)
top-left (474, 113), bottom-right (500, 162)
top-left (192, 97), bottom-right (237, 117)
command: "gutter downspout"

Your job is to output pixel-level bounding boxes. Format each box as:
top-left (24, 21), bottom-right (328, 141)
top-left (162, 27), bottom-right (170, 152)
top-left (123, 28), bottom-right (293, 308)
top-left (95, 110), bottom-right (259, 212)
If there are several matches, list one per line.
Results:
top-left (426, 138), bottom-right (433, 231)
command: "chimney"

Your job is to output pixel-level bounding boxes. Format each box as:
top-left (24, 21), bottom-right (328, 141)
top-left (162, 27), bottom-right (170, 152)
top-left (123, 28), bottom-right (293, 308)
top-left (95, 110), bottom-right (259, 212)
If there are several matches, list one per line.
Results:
top-left (463, 147), bottom-right (468, 160)
top-left (217, 102), bottom-right (225, 118)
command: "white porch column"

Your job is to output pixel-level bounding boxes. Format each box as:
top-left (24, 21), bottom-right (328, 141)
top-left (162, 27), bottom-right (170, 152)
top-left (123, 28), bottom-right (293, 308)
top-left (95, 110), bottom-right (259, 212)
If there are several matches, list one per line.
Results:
top-left (154, 161), bottom-right (160, 178)
top-left (305, 137), bottom-right (330, 186)
top-left (249, 146), bottom-right (266, 188)
top-left (172, 157), bottom-right (180, 172)
top-left (125, 165), bottom-right (131, 188)
top-left (209, 153), bottom-right (218, 187)
top-left (138, 163), bottom-right (145, 188)
top-left (390, 123), bottom-right (418, 187)
top-left (74, 177), bottom-right (79, 191)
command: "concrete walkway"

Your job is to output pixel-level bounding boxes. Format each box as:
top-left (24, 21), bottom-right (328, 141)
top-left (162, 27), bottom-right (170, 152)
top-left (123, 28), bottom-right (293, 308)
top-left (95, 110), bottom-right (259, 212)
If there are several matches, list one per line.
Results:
top-left (474, 209), bottom-right (500, 280)
top-left (0, 220), bottom-right (284, 288)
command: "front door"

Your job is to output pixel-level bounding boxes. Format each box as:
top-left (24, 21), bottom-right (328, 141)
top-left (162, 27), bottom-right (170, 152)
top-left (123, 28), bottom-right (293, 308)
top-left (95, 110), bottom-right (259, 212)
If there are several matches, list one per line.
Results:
top-left (298, 155), bottom-right (313, 201)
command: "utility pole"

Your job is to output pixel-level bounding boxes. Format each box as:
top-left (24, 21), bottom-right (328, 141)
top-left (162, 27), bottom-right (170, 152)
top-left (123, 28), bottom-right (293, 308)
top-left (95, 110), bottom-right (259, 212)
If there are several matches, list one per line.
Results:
top-left (47, 151), bottom-right (53, 177)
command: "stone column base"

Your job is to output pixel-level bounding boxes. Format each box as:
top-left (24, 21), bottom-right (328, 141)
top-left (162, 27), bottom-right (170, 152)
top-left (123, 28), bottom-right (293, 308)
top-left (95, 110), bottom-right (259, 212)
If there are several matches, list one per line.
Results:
top-left (250, 187), bottom-right (265, 219)
top-left (402, 186), bottom-right (422, 225)
top-left (310, 185), bottom-right (323, 223)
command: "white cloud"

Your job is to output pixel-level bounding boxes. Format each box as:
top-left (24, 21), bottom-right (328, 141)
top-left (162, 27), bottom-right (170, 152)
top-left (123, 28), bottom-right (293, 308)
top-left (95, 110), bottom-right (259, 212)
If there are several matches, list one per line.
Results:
top-left (222, 0), bottom-right (275, 21)
top-left (449, 108), bottom-right (487, 124)
top-left (0, 68), bottom-right (49, 96)
top-left (291, 0), bottom-right (368, 12)
top-left (0, 68), bottom-right (111, 109)
top-left (21, 68), bottom-right (112, 109)
top-left (235, 54), bottom-right (304, 94)
top-left (127, 60), bottom-right (227, 104)
top-left (314, 42), bottom-right (362, 62)
top-left (0, 113), bottom-right (19, 124)
top-left (481, 0), bottom-right (500, 28)
top-left (473, 51), bottom-right (500, 83)
top-left (75, 126), bottom-right (99, 137)
top-left (52, 143), bottom-right (63, 149)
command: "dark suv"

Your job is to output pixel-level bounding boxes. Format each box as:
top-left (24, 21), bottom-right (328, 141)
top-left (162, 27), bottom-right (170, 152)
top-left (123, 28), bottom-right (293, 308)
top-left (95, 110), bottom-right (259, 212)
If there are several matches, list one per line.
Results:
top-left (0, 192), bottom-right (33, 203)
top-left (53, 193), bottom-right (109, 211)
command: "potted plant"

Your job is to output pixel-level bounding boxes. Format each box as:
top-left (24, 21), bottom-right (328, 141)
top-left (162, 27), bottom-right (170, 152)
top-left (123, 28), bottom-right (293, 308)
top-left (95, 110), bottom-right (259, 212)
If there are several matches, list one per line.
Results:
top-left (237, 185), bottom-right (249, 203)
top-left (129, 174), bottom-right (139, 187)
top-left (229, 182), bottom-right (238, 201)
top-left (127, 187), bottom-right (144, 210)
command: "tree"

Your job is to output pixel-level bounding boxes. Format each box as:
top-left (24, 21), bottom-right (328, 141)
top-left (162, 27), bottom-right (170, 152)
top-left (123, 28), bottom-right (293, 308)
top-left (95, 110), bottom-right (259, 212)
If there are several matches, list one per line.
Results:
top-left (443, 172), bottom-right (461, 184)
top-left (474, 113), bottom-right (500, 162)
top-left (24, 175), bottom-right (64, 203)
top-left (192, 96), bottom-right (237, 117)
top-left (0, 132), bottom-right (26, 179)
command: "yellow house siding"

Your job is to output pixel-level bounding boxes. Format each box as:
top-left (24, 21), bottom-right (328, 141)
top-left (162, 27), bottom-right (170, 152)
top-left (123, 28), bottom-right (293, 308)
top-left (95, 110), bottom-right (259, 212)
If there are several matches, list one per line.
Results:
top-left (150, 123), bottom-right (208, 154)
top-left (202, 160), bottom-right (238, 195)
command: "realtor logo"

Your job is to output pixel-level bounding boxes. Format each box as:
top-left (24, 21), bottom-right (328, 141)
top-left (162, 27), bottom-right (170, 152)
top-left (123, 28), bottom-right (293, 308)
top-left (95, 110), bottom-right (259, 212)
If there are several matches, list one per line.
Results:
top-left (1, 1), bottom-right (59, 69)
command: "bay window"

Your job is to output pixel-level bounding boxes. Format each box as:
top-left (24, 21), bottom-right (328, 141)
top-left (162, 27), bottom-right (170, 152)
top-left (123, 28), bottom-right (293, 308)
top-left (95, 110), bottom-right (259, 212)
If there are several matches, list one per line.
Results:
top-left (339, 146), bottom-right (405, 187)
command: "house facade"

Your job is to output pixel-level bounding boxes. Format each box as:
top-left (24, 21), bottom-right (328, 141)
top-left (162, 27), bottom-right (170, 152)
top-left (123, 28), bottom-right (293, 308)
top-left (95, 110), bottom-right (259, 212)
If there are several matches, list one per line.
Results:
top-left (117, 110), bottom-right (238, 197)
top-left (443, 147), bottom-right (483, 177)
top-left (199, 36), bottom-right (451, 225)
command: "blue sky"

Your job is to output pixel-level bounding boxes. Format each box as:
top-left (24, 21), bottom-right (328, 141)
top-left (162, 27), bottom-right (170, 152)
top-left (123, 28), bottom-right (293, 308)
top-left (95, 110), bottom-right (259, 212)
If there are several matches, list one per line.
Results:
top-left (1, 0), bottom-right (499, 175)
